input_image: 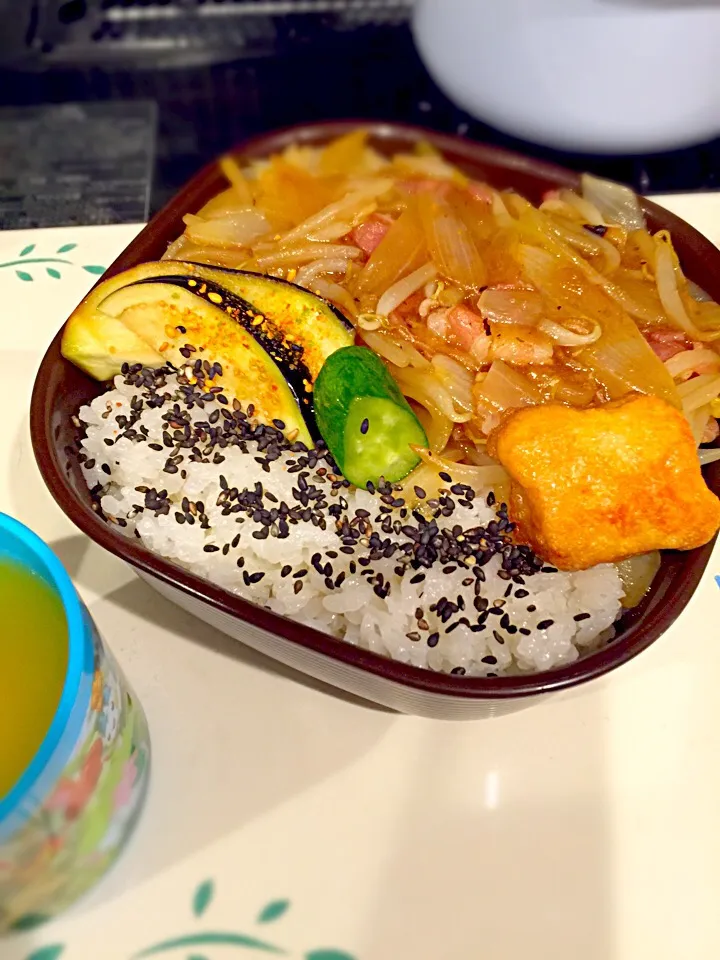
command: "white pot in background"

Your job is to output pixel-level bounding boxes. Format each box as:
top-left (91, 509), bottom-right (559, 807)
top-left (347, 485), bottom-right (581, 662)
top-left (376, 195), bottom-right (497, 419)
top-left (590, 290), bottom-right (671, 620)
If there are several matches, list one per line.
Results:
top-left (413, 0), bottom-right (720, 154)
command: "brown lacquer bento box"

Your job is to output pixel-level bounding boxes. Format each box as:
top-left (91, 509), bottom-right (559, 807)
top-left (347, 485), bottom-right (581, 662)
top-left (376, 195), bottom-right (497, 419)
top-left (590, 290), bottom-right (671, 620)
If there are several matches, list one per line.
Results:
top-left (30, 121), bottom-right (720, 720)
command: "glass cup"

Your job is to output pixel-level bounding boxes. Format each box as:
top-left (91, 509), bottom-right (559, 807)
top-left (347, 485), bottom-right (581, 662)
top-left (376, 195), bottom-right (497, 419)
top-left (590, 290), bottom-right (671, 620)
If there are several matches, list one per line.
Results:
top-left (0, 513), bottom-right (151, 933)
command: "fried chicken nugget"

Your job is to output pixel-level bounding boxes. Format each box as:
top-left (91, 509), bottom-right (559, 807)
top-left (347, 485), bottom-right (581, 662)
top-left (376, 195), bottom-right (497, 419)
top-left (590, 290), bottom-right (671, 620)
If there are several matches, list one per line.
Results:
top-left (488, 395), bottom-right (720, 571)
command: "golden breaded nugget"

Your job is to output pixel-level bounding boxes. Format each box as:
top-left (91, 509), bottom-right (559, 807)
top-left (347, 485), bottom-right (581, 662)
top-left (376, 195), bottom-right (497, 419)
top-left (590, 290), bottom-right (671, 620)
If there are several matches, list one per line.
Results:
top-left (488, 395), bottom-right (720, 571)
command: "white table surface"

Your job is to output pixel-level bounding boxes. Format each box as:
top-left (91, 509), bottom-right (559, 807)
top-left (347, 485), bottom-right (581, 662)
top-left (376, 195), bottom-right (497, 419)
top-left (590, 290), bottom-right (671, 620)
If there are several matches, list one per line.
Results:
top-left (1, 200), bottom-right (720, 960)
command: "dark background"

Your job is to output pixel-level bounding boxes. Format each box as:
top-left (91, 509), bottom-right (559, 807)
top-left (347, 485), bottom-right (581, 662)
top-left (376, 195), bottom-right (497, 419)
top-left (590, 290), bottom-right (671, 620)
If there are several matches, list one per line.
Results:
top-left (1, 0), bottom-right (719, 225)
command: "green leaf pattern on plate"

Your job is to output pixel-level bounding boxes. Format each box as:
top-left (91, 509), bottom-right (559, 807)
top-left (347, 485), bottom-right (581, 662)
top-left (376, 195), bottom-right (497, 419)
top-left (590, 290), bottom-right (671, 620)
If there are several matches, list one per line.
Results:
top-left (23, 882), bottom-right (358, 960)
top-left (0, 242), bottom-right (106, 282)
top-left (192, 879), bottom-right (214, 918)
top-left (257, 900), bottom-right (290, 924)
top-left (25, 946), bottom-right (65, 960)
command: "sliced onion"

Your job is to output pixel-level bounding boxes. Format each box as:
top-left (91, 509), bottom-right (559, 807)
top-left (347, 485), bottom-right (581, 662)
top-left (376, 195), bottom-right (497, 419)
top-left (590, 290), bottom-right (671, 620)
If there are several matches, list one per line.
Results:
top-left (295, 258), bottom-right (349, 287)
top-left (431, 354), bottom-right (475, 413)
top-left (473, 360), bottom-right (541, 414)
top-left (491, 191), bottom-right (513, 227)
top-left (255, 243), bottom-right (361, 269)
top-left (581, 173), bottom-right (646, 231)
top-left (548, 215), bottom-right (622, 272)
top-left (418, 193), bottom-right (486, 289)
top-left (540, 198), bottom-right (587, 221)
top-left (309, 278), bottom-right (358, 318)
top-left (278, 181), bottom-right (393, 247)
top-left (183, 210), bottom-right (271, 248)
top-left (678, 374), bottom-right (720, 414)
top-left (665, 347), bottom-right (720, 380)
top-left (489, 325), bottom-right (554, 366)
top-left (392, 364), bottom-right (470, 422)
top-left (558, 188), bottom-right (606, 226)
top-left (687, 403), bottom-right (712, 445)
top-left (412, 403), bottom-right (453, 455)
top-left (688, 280), bottom-right (714, 303)
top-left (163, 235), bottom-right (188, 259)
top-left (198, 186), bottom-right (250, 220)
top-left (519, 242), bottom-right (680, 407)
top-left (699, 446), bottom-right (720, 466)
top-left (393, 153), bottom-right (465, 181)
top-left (412, 446), bottom-right (509, 488)
top-left (308, 203), bottom-right (377, 242)
top-left (362, 332), bottom-right (429, 370)
top-left (616, 552), bottom-right (661, 609)
top-left (219, 155), bottom-right (254, 206)
top-left (376, 262), bottom-right (437, 317)
top-left (307, 221), bottom-right (354, 242)
top-left (654, 240), bottom-right (710, 341)
top-left (515, 209), bottom-right (658, 325)
top-left (394, 340), bottom-right (429, 369)
top-left (478, 286), bottom-right (544, 326)
top-left (539, 317), bottom-right (602, 346)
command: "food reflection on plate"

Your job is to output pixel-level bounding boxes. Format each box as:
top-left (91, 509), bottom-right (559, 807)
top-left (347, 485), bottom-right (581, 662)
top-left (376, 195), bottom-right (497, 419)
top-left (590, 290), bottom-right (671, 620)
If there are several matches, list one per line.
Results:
top-left (60, 129), bottom-right (720, 679)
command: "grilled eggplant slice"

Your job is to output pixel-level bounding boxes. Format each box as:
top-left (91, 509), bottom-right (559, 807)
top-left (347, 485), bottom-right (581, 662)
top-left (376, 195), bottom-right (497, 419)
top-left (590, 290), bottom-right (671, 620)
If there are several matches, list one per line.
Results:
top-left (61, 259), bottom-right (355, 443)
top-left (97, 279), bottom-right (314, 445)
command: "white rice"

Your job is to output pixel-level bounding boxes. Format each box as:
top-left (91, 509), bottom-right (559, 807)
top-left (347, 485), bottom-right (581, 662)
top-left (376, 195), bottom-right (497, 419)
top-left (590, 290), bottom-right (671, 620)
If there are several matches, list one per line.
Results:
top-left (76, 368), bottom-right (624, 677)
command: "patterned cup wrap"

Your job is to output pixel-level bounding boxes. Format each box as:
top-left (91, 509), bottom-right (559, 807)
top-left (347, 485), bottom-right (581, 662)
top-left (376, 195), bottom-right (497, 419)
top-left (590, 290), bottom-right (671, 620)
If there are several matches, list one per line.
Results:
top-left (0, 604), bottom-right (150, 933)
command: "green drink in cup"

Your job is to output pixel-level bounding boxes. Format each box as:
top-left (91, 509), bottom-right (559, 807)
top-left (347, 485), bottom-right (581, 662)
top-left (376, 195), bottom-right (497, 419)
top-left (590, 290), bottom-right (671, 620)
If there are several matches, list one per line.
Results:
top-left (0, 513), bottom-right (150, 933)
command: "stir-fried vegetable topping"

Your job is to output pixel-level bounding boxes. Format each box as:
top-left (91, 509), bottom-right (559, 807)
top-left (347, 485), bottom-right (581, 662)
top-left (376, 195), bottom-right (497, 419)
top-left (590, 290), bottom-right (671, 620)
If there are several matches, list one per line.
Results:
top-left (164, 132), bottom-right (720, 463)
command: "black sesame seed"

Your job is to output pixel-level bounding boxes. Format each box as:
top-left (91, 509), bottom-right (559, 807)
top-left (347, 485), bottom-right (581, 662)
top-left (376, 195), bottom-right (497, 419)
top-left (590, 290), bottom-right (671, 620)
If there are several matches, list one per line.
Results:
top-left (280, 565), bottom-right (292, 578)
top-left (360, 418), bottom-right (369, 435)
top-left (203, 544), bottom-right (220, 553)
top-left (574, 612), bottom-right (591, 622)
top-left (427, 632), bottom-right (439, 648)
top-left (481, 655), bottom-right (498, 665)
top-left (537, 619), bottom-right (554, 630)
top-left (527, 604), bottom-right (537, 613)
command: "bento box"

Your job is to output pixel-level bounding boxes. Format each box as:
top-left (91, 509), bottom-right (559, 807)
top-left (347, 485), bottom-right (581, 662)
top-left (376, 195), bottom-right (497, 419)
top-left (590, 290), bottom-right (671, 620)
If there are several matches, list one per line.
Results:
top-left (30, 121), bottom-right (720, 720)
